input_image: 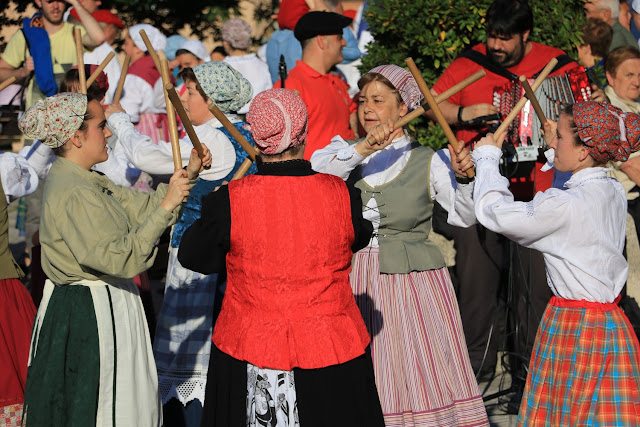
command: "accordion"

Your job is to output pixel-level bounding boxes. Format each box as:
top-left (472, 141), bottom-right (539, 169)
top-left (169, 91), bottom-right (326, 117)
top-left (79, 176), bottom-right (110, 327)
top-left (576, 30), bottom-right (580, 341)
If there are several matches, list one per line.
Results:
top-left (492, 68), bottom-right (591, 150)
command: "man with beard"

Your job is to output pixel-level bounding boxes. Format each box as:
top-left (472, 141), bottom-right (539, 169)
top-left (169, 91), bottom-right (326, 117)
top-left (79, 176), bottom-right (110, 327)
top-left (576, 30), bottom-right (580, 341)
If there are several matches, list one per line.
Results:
top-left (0, 0), bottom-right (105, 108)
top-left (429, 0), bottom-right (588, 393)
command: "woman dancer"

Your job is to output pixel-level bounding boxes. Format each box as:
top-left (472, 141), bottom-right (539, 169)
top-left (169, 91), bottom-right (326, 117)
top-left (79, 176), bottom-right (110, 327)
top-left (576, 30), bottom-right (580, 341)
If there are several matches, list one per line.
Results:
top-left (179, 88), bottom-right (384, 427)
top-left (0, 153), bottom-right (37, 425)
top-left (107, 60), bottom-right (256, 425)
top-left (311, 65), bottom-right (488, 426)
top-left (19, 92), bottom-right (211, 426)
top-left (472, 102), bottom-right (640, 425)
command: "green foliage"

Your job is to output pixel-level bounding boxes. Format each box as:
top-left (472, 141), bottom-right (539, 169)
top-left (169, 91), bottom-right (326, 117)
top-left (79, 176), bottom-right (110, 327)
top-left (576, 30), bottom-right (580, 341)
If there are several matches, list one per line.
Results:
top-left (361, 0), bottom-right (586, 149)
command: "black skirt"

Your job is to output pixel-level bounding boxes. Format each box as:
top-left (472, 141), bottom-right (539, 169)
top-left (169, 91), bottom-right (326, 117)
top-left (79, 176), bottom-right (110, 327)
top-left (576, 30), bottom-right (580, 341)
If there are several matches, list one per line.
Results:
top-left (200, 344), bottom-right (385, 427)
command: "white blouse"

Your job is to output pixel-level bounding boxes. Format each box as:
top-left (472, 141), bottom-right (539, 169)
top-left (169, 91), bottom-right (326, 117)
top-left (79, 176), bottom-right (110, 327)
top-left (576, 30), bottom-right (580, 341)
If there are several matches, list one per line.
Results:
top-left (17, 140), bottom-right (139, 188)
top-left (119, 74), bottom-right (166, 123)
top-left (310, 133), bottom-right (476, 246)
top-left (108, 112), bottom-right (237, 181)
top-left (472, 145), bottom-right (628, 303)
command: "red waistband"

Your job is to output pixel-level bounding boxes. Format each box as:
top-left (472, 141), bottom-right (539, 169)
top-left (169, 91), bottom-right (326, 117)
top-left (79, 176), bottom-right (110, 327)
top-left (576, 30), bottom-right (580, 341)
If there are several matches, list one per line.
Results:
top-left (550, 295), bottom-right (621, 311)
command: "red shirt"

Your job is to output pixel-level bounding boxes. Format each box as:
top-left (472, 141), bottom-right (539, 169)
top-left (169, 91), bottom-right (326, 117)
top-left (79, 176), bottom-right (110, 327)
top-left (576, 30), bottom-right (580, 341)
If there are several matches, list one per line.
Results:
top-left (433, 42), bottom-right (581, 196)
top-left (275, 61), bottom-right (356, 160)
top-left (214, 173), bottom-right (370, 370)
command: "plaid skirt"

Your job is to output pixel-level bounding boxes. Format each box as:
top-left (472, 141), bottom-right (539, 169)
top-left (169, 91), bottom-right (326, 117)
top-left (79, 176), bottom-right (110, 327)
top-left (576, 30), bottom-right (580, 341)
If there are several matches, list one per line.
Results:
top-left (517, 296), bottom-right (640, 426)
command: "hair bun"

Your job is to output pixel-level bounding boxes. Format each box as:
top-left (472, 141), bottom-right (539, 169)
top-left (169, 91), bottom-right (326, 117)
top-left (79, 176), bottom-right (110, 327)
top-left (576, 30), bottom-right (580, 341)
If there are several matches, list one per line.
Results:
top-left (18, 100), bottom-right (50, 141)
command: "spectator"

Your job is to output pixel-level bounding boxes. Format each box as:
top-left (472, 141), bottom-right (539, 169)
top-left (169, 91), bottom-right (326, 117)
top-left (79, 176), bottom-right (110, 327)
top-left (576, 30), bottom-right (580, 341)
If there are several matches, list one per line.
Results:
top-left (584, 0), bottom-right (637, 51)
top-left (221, 17), bottom-right (271, 114)
top-left (577, 18), bottom-right (614, 88)
top-left (274, 11), bottom-right (356, 159)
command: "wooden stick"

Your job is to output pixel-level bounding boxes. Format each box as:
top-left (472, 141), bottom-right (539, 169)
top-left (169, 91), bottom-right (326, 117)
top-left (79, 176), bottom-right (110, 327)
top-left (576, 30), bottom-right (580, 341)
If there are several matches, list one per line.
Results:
top-left (139, 29), bottom-right (162, 73)
top-left (158, 54), bottom-right (182, 171)
top-left (495, 58), bottom-right (557, 137)
top-left (405, 57), bottom-right (474, 177)
top-left (519, 75), bottom-right (546, 125)
top-left (394, 69), bottom-right (486, 129)
top-left (112, 55), bottom-right (130, 104)
top-left (232, 158), bottom-right (253, 180)
top-left (207, 102), bottom-right (259, 162)
top-left (165, 83), bottom-right (205, 159)
top-left (86, 52), bottom-right (115, 88)
top-left (0, 76), bottom-right (17, 92)
top-left (74, 28), bottom-right (86, 94)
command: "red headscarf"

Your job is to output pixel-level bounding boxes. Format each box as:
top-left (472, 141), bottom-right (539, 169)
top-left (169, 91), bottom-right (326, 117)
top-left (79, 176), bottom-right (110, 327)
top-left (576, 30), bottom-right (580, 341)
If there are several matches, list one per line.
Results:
top-left (573, 101), bottom-right (640, 163)
top-left (245, 89), bottom-right (308, 155)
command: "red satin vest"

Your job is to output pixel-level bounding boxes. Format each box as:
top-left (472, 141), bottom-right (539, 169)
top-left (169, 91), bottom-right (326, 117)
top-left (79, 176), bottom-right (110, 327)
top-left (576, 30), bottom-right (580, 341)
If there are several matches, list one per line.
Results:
top-left (213, 173), bottom-right (371, 370)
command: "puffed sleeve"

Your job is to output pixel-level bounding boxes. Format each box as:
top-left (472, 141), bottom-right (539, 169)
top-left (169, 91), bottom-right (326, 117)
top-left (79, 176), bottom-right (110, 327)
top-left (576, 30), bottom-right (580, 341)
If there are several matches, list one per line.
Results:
top-left (178, 185), bottom-right (231, 274)
top-left (57, 187), bottom-right (177, 278)
top-left (429, 148), bottom-right (476, 228)
top-left (472, 145), bottom-right (569, 249)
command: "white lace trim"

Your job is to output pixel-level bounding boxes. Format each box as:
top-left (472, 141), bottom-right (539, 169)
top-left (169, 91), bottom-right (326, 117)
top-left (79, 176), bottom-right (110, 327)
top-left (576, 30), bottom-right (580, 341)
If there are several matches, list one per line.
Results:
top-left (158, 376), bottom-right (207, 406)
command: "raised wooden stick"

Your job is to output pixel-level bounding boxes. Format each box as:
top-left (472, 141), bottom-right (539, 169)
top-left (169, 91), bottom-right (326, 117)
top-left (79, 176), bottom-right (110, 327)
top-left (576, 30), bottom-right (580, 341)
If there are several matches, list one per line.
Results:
top-left (232, 159), bottom-right (254, 180)
top-left (74, 28), bottom-right (86, 94)
top-left (394, 69), bottom-right (486, 129)
top-left (0, 76), bottom-right (17, 92)
top-left (519, 75), bottom-right (546, 125)
top-left (495, 58), bottom-right (557, 137)
top-left (158, 54), bottom-right (182, 170)
top-left (86, 52), bottom-right (115, 88)
top-left (139, 29), bottom-right (162, 74)
top-left (112, 55), bottom-right (130, 104)
top-left (165, 84), bottom-right (205, 159)
top-left (207, 102), bottom-right (259, 162)
top-left (405, 57), bottom-right (474, 177)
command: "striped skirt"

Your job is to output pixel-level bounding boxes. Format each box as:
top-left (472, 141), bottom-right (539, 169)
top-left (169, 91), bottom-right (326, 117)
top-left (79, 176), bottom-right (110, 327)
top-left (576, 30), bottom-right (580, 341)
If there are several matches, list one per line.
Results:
top-left (351, 247), bottom-right (488, 427)
top-left (517, 296), bottom-right (640, 426)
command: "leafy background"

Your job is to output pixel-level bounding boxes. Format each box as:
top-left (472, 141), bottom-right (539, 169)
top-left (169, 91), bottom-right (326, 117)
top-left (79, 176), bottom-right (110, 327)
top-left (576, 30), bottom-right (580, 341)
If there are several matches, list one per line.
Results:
top-left (361, 0), bottom-right (586, 148)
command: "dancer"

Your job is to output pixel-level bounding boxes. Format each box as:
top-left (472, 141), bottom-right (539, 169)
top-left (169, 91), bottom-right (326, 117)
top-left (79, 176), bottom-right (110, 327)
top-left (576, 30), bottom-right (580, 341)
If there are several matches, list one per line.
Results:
top-left (0, 153), bottom-right (38, 425)
top-left (179, 88), bottom-right (384, 427)
top-left (107, 60), bottom-right (256, 426)
top-left (19, 92), bottom-right (211, 426)
top-left (471, 101), bottom-right (640, 425)
top-left (311, 65), bottom-right (488, 426)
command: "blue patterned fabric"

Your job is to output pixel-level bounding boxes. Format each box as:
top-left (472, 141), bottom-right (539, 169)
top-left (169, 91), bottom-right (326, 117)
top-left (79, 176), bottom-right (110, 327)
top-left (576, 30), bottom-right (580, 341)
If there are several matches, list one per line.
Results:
top-left (170, 122), bottom-right (257, 248)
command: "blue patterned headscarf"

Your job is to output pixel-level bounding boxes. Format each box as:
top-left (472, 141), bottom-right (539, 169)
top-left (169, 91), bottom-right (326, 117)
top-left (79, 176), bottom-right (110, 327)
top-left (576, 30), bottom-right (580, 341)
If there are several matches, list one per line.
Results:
top-left (192, 61), bottom-right (253, 113)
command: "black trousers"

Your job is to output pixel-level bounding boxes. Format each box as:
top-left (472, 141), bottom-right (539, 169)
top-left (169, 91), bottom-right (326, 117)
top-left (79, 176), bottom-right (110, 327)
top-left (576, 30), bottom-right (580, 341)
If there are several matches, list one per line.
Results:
top-left (453, 224), bottom-right (551, 377)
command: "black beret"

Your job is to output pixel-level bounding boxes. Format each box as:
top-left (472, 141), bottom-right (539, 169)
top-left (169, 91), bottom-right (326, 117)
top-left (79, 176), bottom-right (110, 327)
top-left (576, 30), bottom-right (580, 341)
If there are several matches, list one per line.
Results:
top-left (294, 11), bottom-right (353, 42)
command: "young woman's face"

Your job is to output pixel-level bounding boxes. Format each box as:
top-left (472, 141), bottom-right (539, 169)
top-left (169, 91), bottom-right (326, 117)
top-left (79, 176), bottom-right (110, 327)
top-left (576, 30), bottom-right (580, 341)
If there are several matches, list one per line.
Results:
top-left (357, 80), bottom-right (408, 133)
top-left (179, 80), bottom-right (211, 126)
top-left (80, 100), bottom-right (112, 166)
top-left (549, 113), bottom-right (586, 173)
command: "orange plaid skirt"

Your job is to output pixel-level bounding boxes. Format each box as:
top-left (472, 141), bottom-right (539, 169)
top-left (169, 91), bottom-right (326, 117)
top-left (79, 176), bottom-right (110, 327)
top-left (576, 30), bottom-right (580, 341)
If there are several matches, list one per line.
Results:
top-left (517, 296), bottom-right (640, 426)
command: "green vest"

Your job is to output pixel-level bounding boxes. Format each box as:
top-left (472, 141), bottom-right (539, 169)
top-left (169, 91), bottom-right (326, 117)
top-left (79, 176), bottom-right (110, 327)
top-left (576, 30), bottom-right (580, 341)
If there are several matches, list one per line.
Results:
top-left (0, 177), bottom-right (25, 280)
top-left (352, 141), bottom-right (446, 274)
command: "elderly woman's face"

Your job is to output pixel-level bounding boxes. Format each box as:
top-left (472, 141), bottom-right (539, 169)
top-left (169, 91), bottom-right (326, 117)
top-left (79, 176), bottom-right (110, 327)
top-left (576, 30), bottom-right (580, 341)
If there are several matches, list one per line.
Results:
top-left (607, 58), bottom-right (640, 102)
top-left (358, 81), bottom-right (408, 133)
